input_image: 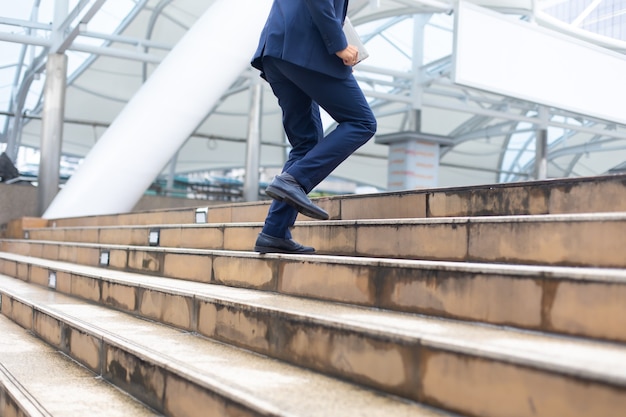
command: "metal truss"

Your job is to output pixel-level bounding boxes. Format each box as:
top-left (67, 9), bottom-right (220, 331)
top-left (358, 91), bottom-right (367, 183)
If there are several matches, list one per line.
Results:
top-left (1, 0), bottom-right (625, 185)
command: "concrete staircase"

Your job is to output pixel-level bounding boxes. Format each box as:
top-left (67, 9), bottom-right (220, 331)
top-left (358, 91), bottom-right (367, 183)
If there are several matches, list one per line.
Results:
top-left (1, 174), bottom-right (625, 417)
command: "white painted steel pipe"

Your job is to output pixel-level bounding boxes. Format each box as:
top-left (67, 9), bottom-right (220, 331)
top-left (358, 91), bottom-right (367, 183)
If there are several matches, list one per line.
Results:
top-left (44, 0), bottom-right (272, 219)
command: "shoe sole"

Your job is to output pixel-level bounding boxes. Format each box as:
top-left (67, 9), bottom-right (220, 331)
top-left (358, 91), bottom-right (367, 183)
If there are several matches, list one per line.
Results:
top-left (254, 245), bottom-right (315, 254)
top-left (265, 185), bottom-right (329, 220)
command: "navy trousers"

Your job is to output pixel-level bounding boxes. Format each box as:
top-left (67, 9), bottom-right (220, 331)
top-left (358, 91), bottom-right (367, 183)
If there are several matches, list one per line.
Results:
top-left (261, 57), bottom-right (376, 239)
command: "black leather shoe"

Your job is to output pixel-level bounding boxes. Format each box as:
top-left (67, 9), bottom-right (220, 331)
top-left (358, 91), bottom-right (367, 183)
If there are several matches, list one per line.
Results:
top-left (254, 232), bottom-right (315, 254)
top-left (265, 173), bottom-right (329, 220)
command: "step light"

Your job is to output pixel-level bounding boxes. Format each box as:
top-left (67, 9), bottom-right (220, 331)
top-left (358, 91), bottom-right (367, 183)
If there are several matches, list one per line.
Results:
top-left (99, 250), bottom-right (110, 266)
top-left (24, 231), bottom-right (29, 239)
top-left (149, 229), bottom-right (160, 246)
top-left (48, 271), bottom-right (57, 289)
top-left (195, 207), bottom-right (208, 224)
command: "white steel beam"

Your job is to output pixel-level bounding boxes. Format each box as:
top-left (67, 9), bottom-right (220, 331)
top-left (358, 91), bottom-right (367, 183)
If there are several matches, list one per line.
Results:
top-left (70, 43), bottom-right (162, 63)
top-left (0, 17), bottom-right (50, 30)
top-left (53, 0), bottom-right (107, 53)
top-left (0, 32), bottom-right (51, 47)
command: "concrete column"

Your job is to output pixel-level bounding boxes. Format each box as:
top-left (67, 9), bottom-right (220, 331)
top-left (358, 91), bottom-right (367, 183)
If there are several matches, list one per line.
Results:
top-left (166, 150), bottom-right (179, 194)
top-left (6, 107), bottom-right (24, 163)
top-left (388, 140), bottom-right (439, 190)
top-left (376, 132), bottom-right (452, 190)
top-left (535, 107), bottom-right (549, 180)
top-left (38, 53), bottom-right (67, 215)
top-left (243, 79), bottom-right (262, 202)
top-left (408, 108), bottom-right (421, 132)
top-left (535, 128), bottom-right (548, 180)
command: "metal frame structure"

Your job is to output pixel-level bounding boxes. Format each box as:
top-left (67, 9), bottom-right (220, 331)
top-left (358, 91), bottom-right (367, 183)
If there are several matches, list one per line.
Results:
top-left (1, 0), bottom-right (625, 204)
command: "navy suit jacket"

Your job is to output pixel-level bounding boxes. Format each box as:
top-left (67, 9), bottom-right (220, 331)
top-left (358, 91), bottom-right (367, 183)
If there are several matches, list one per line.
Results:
top-left (251, 0), bottom-right (351, 80)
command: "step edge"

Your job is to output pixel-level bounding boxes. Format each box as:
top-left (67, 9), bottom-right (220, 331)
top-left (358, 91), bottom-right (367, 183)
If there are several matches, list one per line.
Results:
top-left (20, 211), bottom-right (626, 233)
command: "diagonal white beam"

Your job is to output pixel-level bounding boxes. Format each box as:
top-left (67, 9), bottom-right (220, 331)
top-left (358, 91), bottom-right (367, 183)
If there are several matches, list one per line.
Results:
top-left (43, 0), bottom-right (273, 219)
top-left (572, 0), bottom-right (603, 27)
top-left (57, 0), bottom-right (94, 34)
top-left (53, 0), bottom-right (107, 53)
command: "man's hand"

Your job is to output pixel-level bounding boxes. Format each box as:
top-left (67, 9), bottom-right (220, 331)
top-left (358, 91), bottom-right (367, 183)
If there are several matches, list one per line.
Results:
top-left (336, 45), bottom-right (359, 66)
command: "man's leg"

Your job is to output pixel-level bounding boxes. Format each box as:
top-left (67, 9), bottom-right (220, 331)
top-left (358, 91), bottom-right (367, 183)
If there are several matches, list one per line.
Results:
top-left (267, 59), bottom-right (377, 193)
top-left (260, 57), bottom-right (324, 239)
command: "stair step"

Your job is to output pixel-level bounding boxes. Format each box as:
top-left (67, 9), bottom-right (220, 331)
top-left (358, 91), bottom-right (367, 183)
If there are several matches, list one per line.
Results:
top-left (24, 173), bottom-right (626, 230)
top-left (0, 315), bottom-right (158, 417)
top-left (1, 269), bottom-right (626, 417)
top-left (2, 175), bottom-right (625, 417)
top-left (12, 212), bottom-right (626, 267)
top-left (2, 251), bottom-right (626, 343)
top-left (0, 275), bottom-right (452, 417)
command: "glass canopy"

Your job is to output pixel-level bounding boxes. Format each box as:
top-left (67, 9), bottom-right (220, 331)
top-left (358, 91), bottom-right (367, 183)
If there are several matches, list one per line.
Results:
top-left (1, 0), bottom-right (625, 197)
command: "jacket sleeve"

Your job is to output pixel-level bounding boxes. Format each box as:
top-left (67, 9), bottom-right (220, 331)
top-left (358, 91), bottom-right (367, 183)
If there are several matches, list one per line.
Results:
top-left (303, 0), bottom-right (347, 55)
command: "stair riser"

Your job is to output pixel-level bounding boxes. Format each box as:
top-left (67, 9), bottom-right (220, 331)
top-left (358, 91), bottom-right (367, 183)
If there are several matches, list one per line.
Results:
top-left (198, 302), bottom-right (422, 400)
top-left (0, 390), bottom-right (30, 417)
top-left (43, 175), bottom-right (626, 229)
top-left (47, 203), bottom-right (275, 229)
top-left (17, 216), bottom-right (626, 267)
top-left (301, 219), bottom-right (626, 268)
top-left (2, 289), bottom-right (625, 417)
top-left (0, 294), bottom-right (267, 417)
top-left (426, 176), bottom-right (626, 217)
top-left (420, 349), bottom-right (626, 417)
top-left (104, 345), bottom-right (261, 417)
top-left (2, 249), bottom-right (626, 344)
top-left (0, 391), bottom-right (25, 417)
top-left (48, 209), bottom-right (199, 228)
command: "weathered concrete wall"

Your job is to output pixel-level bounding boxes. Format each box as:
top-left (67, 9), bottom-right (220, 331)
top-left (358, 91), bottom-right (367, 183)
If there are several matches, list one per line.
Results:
top-left (0, 183), bottom-right (39, 226)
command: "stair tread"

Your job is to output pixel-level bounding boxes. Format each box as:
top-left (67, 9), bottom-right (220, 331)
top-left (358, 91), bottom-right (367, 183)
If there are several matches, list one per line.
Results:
top-left (0, 315), bottom-right (159, 417)
top-left (1, 257), bottom-right (625, 387)
top-left (0, 274), bottom-right (450, 417)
